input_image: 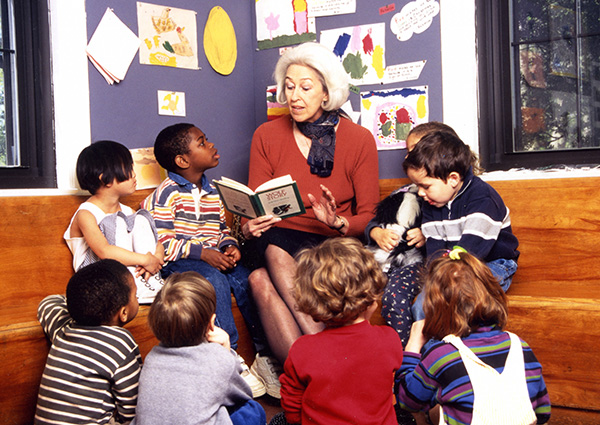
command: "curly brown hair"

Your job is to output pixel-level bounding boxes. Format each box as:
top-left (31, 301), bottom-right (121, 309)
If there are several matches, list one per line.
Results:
top-left (422, 251), bottom-right (508, 339)
top-left (293, 238), bottom-right (387, 327)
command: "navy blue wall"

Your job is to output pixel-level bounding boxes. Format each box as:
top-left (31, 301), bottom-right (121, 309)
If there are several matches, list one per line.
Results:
top-left (87, 1), bottom-right (442, 183)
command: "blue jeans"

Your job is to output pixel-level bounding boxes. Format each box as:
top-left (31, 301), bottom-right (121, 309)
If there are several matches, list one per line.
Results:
top-left (229, 399), bottom-right (266, 425)
top-left (412, 258), bottom-right (517, 321)
top-left (162, 259), bottom-right (265, 352)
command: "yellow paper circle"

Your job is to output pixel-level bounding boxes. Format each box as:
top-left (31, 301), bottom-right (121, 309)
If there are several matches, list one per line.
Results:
top-left (203, 6), bottom-right (237, 75)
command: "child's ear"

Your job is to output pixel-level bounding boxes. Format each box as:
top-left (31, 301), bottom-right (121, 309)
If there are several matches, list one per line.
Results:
top-left (117, 305), bottom-right (129, 325)
top-left (174, 154), bottom-right (189, 170)
top-left (448, 171), bottom-right (462, 188)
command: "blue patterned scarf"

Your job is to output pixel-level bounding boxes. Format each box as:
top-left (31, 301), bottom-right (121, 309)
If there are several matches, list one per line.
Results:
top-left (296, 109), bottom-right (345, 177)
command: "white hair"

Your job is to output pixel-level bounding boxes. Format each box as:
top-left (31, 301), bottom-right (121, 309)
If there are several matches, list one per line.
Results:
top-left (273, 42), bottom-right (350, 111)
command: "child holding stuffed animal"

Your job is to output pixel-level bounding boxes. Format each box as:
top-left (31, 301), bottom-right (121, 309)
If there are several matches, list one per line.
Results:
top-left (365, 122), bottom-right (461, 345)
top-left (395, 249), bottom-right (550, 424)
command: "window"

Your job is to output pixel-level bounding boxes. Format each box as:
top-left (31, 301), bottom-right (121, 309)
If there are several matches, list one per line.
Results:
top-left (0, 0), bottom-right (54, 188)
top-left (476, 0), bottom-right (600, 171)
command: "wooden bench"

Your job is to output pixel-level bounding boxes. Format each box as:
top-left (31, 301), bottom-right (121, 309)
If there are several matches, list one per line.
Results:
top-left (1, 177), bottom-right (599, 424)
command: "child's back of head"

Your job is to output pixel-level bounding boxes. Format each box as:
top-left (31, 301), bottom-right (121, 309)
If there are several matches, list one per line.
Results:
top-left (403, 131), bottom-right (473, 181)
top-left (148, 271), bottom-right (216, 347)
top-left (153, 123), bottom-right (196, 173)
top-left (422, 249), bottom-right (508, 340)
top-left (76, 140), bottom-right (134, 194)
top-left (66, 259), bottom-right (135, 326)
top-left (293, 237), bottom-right (387, 327)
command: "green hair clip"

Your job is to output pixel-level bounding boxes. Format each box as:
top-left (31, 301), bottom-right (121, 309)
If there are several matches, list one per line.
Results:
top-left (448, 246), bottom-right (467, 260)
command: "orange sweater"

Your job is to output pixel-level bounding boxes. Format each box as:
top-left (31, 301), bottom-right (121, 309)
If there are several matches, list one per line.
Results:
top-left (248, 116), bottom-right (379, 238)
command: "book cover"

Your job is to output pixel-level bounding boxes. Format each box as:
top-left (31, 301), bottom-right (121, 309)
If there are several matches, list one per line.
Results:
top-left (213, 175), bottom-right (306, 219)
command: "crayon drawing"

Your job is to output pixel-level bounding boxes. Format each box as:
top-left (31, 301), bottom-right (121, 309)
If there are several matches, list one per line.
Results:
top-left (130, 147), bottom-right (167, 189)
top-left (320, 23), bottom-right (386, 85)
top-left (137, 2), bottom-right (198, 70)
top-left (255, 0), bottom-right (316, 50)
top-left (360, 86), bottom-right (429, 150)
top-left (266, 85), bottom-right (289, 121)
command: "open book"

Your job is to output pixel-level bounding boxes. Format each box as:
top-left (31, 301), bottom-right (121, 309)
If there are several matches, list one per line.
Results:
top-left (213, 175), bottom-right (306, 219)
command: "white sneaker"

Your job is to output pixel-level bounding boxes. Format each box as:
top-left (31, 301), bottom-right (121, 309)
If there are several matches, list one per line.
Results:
top-left (135, 272), bottom-right (165, 304)
top-left (236, 352), bottom-right (266, 398)
top-left (250, 353), bottom-right (282, 399)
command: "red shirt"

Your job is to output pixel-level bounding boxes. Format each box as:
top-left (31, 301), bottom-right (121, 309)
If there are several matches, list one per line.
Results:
top-left (280, 320), bottom-right (404, 424)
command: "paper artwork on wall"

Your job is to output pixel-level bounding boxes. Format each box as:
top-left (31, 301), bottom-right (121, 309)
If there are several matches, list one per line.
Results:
top-left (307, 0), bottom-right (356, 18)
top-left (130, 147), bottom-right (167, 189)
top-left (266, 85), bottom-right (289, 121)
top-left (86, 8), bottom-right (141, 85)
top-left (204, 6), bottom-right (237, 75)
top-left (384, 60), bottom-right (427, 84)
top-left (255, 0), bottom-right (316, 50)
top-left (320, 23), bottom-right (386, 86)
top-left (390, 0), bottom-right (439, 42)
top-left (360, 86), bottom-right (429, 150)
top-left (158, 90), bottom-right (186, 116)
top-left (137, 2), bottom-right (198, 70)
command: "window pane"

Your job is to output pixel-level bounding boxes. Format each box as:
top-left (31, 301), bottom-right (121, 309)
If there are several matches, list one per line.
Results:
top-left (513, 0), bottom-right (599, 153)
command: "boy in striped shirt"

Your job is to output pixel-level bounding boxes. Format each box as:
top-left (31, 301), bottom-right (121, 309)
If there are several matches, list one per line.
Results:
top-left (35, 259), bottom-right (141, 424)
top-left (142, 123), bottom-right (276, 398)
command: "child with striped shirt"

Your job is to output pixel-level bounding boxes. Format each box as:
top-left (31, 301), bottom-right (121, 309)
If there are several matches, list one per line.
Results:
top-left (35, 260), bottom-right (141, 424)
top-left (394, 249), bottom-right (550, 425)
top-left (142, 123), bottom-right (278, 397)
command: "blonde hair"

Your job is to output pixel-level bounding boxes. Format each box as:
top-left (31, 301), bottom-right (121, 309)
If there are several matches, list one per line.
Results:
top-left (273, 42), bottom-right (349, 111)
top-left (148, 272), bottom-right (216, 347)
top-left (294, 238), bottom-right (387, 327)
top-left (422, 251), bottom-right (508, 339)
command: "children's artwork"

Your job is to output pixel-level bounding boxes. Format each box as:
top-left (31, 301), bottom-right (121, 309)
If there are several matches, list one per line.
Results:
top-left (360, 86), bottom-right (429, 150)
top-left (320, 23), bottom-right (386, 86)
top-left (266, 85), bottom-right (289, 121)
top-left (390, 0), bottom-right (440, 42)
top-left (203, 6), bottom-right (237, 76)
top-left (307, 0), bottom-right (356, 18)
top-left (157, 90), bottom-right (186, 117)
top-left (137, 2), bottom-right (198, 70)
top-left (130, 147), bottom-right (167, 189)
top-left (384, 60), bottom-right (427, 84)
top-left (255, 0), bottom-right (316, 50)
top-left (86, 8), bottom-right (141, 85)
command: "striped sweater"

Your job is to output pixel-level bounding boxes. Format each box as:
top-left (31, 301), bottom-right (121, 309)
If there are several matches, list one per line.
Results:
top-left (35, 295), bottom-right (141, 424)
top-left (141, 172), bottom-right (237, 262)
top-left (394, 326), bottom-right (551, 424)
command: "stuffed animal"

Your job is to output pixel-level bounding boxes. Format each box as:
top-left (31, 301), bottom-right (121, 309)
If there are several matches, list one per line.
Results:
top-left (367, 184), bottom-right (424, 273)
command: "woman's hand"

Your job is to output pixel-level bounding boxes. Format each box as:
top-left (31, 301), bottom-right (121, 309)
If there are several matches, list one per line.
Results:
top-left (308, 184), bottom-right (348, 234)
top-left (241, 215), bottom-right (281, 239)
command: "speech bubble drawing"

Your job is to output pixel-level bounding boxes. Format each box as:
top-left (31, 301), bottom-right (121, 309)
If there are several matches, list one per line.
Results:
top-left (390, 0), bottom-right (439, 42)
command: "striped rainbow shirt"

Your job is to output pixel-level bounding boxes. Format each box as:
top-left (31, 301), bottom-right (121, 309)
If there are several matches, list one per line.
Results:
top-left (394, 326), bottom-right (551, 424)
top-left (141, 172), bottom-right (237, 262)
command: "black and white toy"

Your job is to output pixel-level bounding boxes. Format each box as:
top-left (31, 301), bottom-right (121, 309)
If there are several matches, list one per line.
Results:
top-left (367, 184), bottom-right (424, 273)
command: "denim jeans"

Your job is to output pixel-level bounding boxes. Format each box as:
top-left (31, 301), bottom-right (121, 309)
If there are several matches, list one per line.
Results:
top-left (412, 258), bottom-right (518, 321)
top-left (162, 259), bottom-right (265, 351)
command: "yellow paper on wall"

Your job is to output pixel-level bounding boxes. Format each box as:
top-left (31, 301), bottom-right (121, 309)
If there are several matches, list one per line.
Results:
top-left (203, 6), bottom-right (237, 75)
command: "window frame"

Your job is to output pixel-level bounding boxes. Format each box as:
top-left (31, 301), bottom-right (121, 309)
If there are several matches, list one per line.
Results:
top-left (476, 0), bottom-right (600, 171)
top-left (0, 0), bottom-right (55, 189)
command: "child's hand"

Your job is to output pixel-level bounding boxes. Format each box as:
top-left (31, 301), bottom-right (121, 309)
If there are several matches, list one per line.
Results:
top-left (370, 227), bottom-right (400, 252)
top-left (405, 320), bottom-right (428, 354)
top-left (201, 248), bottom-right (236, 271)
top-left (224, 245), bottom-right (241, 263)
top-left (207, 326), bottom-right (230, 350)
top-left (406, 228), bottom-right (425, 248)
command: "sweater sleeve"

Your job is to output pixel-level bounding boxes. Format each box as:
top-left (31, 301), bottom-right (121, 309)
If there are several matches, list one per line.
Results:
top-left (280, 349), bottom-right (306, 424)
top-left (37, 295), bottom-right (73, 343)
top-left (394, 352), bottom-right (438, 413)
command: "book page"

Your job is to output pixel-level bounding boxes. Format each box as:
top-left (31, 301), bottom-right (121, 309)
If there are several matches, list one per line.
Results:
top-left (216, 185), bottom-right (259, 218)
top-left (215, 177), bottom-right (254, 195)
top-left (255, 174), bottom-right (294, 192)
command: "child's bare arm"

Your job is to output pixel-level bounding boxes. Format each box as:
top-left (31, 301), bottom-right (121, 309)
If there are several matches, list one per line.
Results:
top-left (370, 227), bottom-right (400, 251)
top-left (74, 210), bottom-right (162, 272)
top-left (405, 320), bottom-right (428, 354)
